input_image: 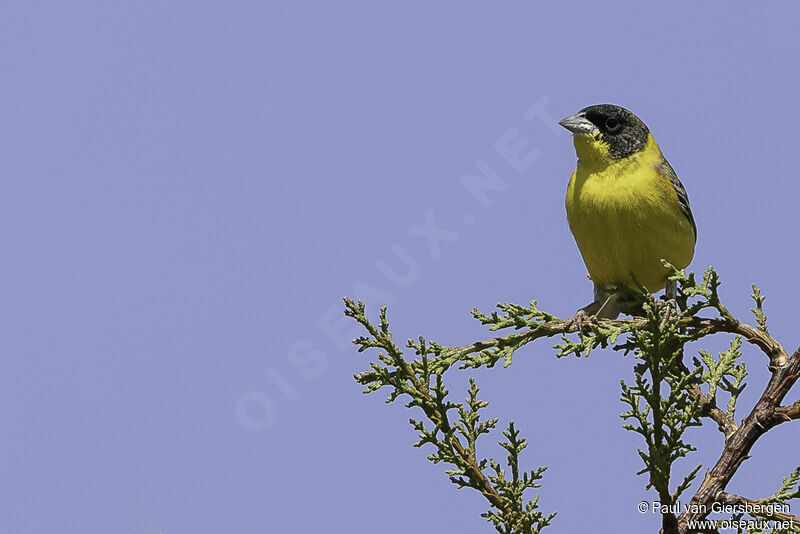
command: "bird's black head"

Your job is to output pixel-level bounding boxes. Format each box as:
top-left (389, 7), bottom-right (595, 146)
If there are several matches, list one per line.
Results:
top-left (560, 104), bottom-right (650, 159)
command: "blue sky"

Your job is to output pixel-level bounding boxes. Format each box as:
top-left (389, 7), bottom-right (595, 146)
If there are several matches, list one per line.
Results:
top-left (2, 2), bottom-right (799, 533)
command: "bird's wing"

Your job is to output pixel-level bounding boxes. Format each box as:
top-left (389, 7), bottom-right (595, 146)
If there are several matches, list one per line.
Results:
top-left (654, 159), bottom-right (696, 239)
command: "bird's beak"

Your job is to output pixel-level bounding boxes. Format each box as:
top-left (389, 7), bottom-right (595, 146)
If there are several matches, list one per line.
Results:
top-left (559, 113), bottom-right (595, 135)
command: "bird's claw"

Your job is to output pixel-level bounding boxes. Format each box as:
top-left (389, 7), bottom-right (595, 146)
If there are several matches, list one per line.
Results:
top-left (659, 298), bottom-right (679, 329)
top-left (564, 308), bottom-right (598, 335)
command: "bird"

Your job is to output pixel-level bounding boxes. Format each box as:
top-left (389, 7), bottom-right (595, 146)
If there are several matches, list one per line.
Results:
top-left (559, 104), bottom-right (696, 319)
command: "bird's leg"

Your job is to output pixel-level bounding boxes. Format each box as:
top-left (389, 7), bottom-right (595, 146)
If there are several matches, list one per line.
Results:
top-left (659, 280), bottom-right (680, 329)
top-left (564, 283), bottom-right (626, 333)
top-left (595, 292), bottom-right (623, 319)
top-left (665, 279), bottom-right (678, 300)
top-left (564, 283), bottom-right (608, 333)
top-left (659, 301), bottom-right (680, 330)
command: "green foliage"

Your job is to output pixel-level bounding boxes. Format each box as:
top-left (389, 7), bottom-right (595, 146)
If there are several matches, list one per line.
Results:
top-left (695, 336), bottom-right (748, 421)
top-left (465, 301), bottom-right (558, 367)
top-left (727, 468), bottom-right (800, 534)
top-left (751, 284), bottom-right (769, 333)
top-left (483, 423), bottom-right (554, 534)
top-left (762, 467), bottom-right (800, 507)
top-left (617, 297), bottom-right (703, 502)
top-left (344, 265), bottom-right (796, 533)
top-left (345, 298), bottom-right (554, 534)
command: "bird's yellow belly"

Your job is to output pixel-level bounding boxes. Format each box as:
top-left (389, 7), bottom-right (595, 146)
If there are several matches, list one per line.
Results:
top-left (565, 165), bottom-right (695, 293)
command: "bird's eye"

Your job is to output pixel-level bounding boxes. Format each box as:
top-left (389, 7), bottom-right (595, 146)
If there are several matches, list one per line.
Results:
top-left (605, 117), bottom-right (621, 133)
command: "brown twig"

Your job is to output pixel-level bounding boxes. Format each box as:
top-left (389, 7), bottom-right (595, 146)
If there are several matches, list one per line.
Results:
top-left (405, 366), bottom-right (513, 516)
top-left (775, 401), bottom-right (800, 422)
top-left (686, 317), bottom-right (789, 370)
top-left (444, 315), bottom-right (787, 370)
top-left (676, 345), bottom-right (800, 533)
top-left (689, 383), bottom-right (738, 438)
top-left (438, 320), bottom-right (570, 365)
top-left (444, 314), bottom-right (772, 438)
top-left (435, 409), bottom-right (508, 511)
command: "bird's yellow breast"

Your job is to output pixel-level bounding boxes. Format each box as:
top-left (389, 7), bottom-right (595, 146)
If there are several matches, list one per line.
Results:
top-left (565, 134), bottom-right (695, 292)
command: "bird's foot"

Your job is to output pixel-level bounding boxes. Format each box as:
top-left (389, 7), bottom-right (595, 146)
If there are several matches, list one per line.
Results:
top-left (658, 298), bottom-right (679, 329)
top-left (564, 302), bottom-right (601, 335)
